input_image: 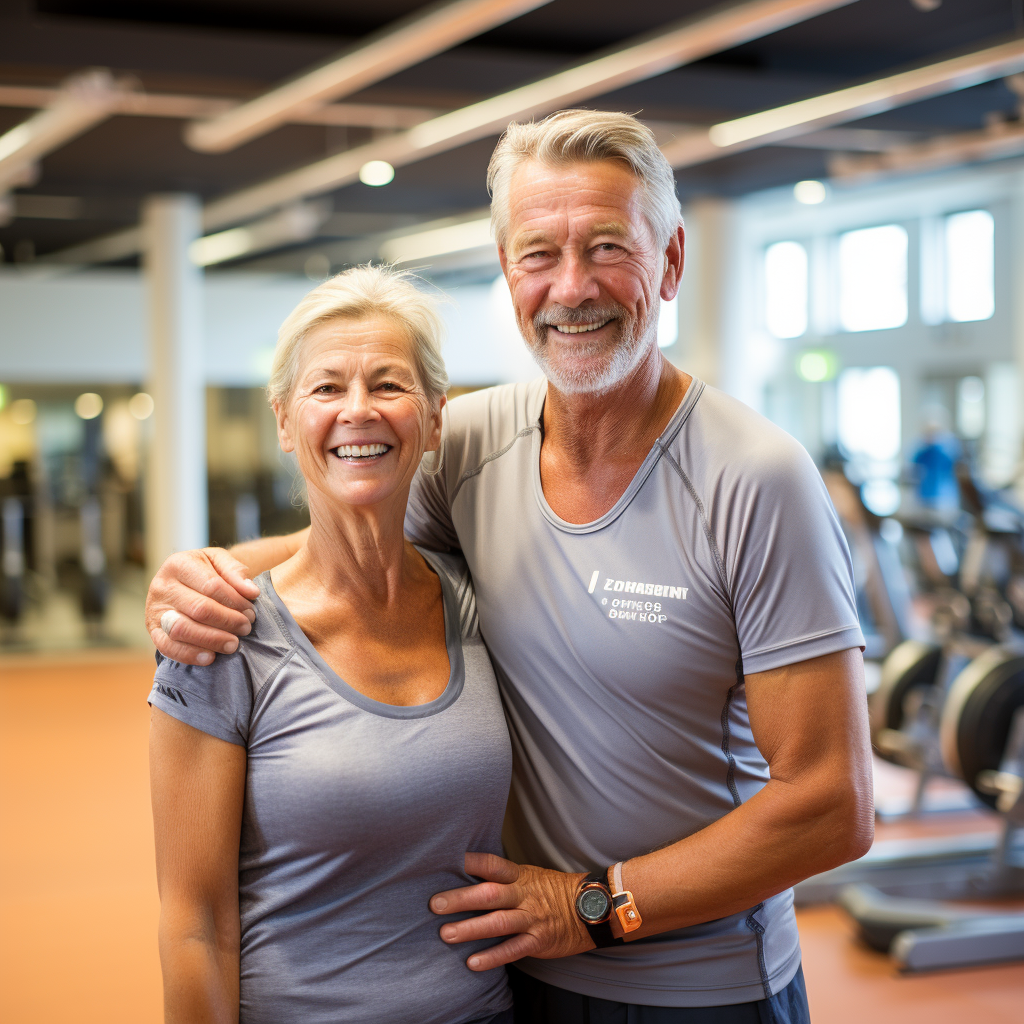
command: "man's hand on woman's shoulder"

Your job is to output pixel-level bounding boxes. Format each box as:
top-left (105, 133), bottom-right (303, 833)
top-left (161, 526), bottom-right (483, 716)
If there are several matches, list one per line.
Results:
top-left (146, 547), bottom-right (259, 666)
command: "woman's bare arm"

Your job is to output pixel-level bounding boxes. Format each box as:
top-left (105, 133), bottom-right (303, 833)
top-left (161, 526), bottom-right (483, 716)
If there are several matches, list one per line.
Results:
top-left (150, 708), bottom-right (246, 1024)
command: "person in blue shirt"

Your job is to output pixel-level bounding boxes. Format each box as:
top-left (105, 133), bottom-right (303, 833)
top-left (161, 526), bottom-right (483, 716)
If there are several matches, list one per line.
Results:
top-left (911, 409), bottom-right (962, 512)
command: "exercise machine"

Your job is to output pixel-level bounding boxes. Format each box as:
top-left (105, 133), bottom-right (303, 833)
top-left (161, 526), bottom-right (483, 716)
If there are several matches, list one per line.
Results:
top-left (795, 645), bottom-right (1024, 970)
top-left (1, 495), bottom-right (26, 623)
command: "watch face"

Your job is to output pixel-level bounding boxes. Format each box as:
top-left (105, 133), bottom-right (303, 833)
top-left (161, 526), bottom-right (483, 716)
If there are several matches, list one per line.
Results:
top-left (577, 886), bottom-right (611, 923)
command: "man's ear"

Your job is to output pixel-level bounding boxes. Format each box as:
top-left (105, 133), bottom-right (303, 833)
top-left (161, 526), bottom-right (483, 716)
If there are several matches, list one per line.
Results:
top-left (660, 224), bottom-right (685, 302)
top-left (425, 394), bottom-right (446, 453)
top-left (273, 401), bottom-right (295, 453)
top-left (497, 244), bottom-right (509, 277)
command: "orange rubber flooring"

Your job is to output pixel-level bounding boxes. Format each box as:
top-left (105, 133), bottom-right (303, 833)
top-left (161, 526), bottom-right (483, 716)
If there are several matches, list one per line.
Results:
top-left (2, 652), bottom-right (1022, 1023)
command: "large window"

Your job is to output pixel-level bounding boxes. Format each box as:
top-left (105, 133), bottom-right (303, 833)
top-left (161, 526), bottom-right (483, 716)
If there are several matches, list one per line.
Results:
top-left (837, 366), bottom-right (901, 463)
top-left (945, 209), bottom-right (994, 323)
top-left (764, 240), bottom-right (808, 339)
top-left (956, 375), bottom-right (986, 439)
top-left (838, 224), bottom-right (908, 332)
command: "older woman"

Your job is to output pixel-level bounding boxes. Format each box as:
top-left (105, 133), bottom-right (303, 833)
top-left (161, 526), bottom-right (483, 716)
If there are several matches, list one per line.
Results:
top-left (148, 266), bottom-right (513, 1024)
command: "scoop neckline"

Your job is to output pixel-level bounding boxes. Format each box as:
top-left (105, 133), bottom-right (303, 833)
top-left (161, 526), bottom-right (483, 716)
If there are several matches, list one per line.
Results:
top-left (529, 377), bottom-right (705, 534)
top-left (259, 548), bottom-right (465, 720)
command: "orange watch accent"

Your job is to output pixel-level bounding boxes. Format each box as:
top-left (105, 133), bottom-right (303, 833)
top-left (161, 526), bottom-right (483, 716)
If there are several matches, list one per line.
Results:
top-left (610, 861), bottom-right (643, 934)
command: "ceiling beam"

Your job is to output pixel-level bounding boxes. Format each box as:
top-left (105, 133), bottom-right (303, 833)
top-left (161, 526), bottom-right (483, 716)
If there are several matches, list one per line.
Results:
top-left (200, 0), bottom-right (859, 232)
top-left (0, 70), bottom-right (129, 193)
top-left (183, 0), bottom-right (554, 153)
top-left (0, 84), bottom-right (440, 130)
top-left (830, 75), bottom-right (1024, 183)
top-left (42, 0), bottom-right (859, 265)
top-left (660, 36), bottom-right (1024, 168)
top-left (831, 122), bottom-right (1024, 182)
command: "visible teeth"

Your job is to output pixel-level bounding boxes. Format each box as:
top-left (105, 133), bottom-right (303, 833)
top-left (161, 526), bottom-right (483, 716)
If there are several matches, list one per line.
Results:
top-left (335, 443), bottom-right (389, 457)
top-left (554, 319), bottom-right (610, 334)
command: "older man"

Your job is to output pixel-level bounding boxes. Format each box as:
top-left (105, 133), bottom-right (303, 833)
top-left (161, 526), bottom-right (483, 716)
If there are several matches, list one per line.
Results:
top-left (146, 110), bottom-right (872, 1023)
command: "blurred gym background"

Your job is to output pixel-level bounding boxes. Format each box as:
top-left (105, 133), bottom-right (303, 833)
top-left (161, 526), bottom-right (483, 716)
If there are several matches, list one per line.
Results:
top-left (2, 1), bottom-right (1024, 1021)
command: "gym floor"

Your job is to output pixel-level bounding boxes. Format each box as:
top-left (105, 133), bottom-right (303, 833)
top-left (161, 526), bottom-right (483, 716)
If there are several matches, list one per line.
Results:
top-left (2, 654), bottom-right (1022, 1024)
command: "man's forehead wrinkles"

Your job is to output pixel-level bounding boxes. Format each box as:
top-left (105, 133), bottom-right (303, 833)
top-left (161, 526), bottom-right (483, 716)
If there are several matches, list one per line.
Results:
top-left (509, 216), bottom-right (635, 253)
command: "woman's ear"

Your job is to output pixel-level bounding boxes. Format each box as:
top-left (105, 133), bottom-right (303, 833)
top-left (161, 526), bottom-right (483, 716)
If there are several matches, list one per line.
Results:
top-left (273, 400), bottom-right (295, 453)
top-left (425, 394), bottom-right (446, 453)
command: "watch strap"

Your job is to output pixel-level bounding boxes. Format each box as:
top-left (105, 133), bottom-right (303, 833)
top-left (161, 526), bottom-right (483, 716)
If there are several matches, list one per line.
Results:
top-left (581, 871), bottom-right (624, 948)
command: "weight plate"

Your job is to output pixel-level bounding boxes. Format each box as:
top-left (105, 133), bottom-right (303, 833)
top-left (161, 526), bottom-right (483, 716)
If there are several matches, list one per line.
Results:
top-left (939, 648), bottom-right (1024, 807)
top-left (870, 640), bottom-right (942, 744)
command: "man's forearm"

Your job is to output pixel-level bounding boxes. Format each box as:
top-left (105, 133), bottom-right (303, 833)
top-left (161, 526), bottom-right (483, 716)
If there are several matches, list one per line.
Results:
top-left (610, 769), bottom-right (872, 940)
top-left (228, 527), bottom-right (308, 576)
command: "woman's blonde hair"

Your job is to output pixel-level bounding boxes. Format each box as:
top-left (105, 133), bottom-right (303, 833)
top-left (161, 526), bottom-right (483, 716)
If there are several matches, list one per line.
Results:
top-left (487, 109), bottom-right (682, 250)
top-left (267, 264), bottom-right (449, 408)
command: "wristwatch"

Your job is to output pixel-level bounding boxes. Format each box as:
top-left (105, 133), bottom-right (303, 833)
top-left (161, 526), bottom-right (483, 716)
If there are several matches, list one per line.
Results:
top-left (574, 872), bottom-right (622, 948)
top-left (574, 864), bottom-right (645, 949)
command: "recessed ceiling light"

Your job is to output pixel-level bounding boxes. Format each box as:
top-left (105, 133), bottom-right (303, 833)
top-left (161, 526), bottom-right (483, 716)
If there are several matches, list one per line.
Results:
top-left (75, 392), bottom-right (104, 419)
top-left (359, 160), bottom-right (395, 187)
top-left (10, 398), bottom-right (36, 425)
top-left (794, 179), bottom-right (827, 204)
top-left (129, 392), bottom-right (154, 420)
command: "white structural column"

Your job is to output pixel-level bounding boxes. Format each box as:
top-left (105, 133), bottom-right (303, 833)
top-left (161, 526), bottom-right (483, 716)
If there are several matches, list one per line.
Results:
top-left (143, 194), bottom-right (208, 578)
top-left (1013, 169), bottom-right (1024, 502)
top-left (674, 198), bottom-right (747, 398)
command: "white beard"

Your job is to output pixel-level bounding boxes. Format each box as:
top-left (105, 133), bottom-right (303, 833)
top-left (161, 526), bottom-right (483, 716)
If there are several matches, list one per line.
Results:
top-left (522, 305), bottom-right (657, 396)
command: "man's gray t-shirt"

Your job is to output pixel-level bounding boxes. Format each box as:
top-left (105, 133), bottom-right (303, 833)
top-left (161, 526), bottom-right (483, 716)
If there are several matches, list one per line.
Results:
top-left (406, 377), bottom-right (863, 1008)
top-left (148, 549), bottom-right (513, 1024)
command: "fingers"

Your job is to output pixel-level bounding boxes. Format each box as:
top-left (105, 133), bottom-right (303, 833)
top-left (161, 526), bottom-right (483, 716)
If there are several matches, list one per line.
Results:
top-left (159, 605), bottom-right (245, 655)
top-left (431, 877), bottom-right (519, 916)
top-left (176, 552), bottom-right (257, 624)
top-left (465, 851), bottom-right (520, 884)
top-left (465, 932), bottom-right (545, 972)
top-left (440, 908), bottom-right (532, 946)
top-left (206, 547), bottom-right (261, 602)
top-left (150, 626), bottom-right (217, 667)
top-left (152, 574), bottom-right (253, 637)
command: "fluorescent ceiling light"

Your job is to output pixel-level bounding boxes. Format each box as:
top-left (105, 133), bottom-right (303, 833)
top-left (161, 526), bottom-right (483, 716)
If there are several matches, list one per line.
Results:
top-left (45, 226), bottom-right (142, 265)
top-left (185, 0), bottom-right (555, 153)
top-left (710, 37), bottom-right (1024, 148)
top-left (201, 0), bottom-right (857, 232)
top-left (0, 70), bottom-right (127, 192)
top-left (189, 202), bottom-right (331, 267)
top-left (379, 216), bottom-right (494, 263)
top-left (661, 36), bottom-right (1024, 168)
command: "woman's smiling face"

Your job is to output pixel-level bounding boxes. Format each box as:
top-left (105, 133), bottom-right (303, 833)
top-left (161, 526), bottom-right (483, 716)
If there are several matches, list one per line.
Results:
top-left (274, 315), bottom-right (443, 512)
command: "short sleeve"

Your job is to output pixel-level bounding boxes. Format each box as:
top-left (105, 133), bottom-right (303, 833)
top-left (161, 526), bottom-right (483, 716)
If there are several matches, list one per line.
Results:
top-left (406, 463), bottom-right (460, 552)
top-left (723, 439), bottom-right (864, 675)
top-left (148, 650), bottom-right (254, 746)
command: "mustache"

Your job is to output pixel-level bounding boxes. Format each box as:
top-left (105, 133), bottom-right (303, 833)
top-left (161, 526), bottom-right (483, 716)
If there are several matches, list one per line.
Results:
top-left (532, 304), bottom-right (625, 330)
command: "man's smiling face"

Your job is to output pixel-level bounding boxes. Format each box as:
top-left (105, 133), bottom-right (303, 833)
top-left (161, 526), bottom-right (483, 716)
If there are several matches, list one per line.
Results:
top-left (499, 158), bottom-right (672, 396)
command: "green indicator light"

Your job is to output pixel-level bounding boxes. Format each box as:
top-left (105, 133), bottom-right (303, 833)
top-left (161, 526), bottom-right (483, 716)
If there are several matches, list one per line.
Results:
top-left (796, 350), bottom-right (838, 382)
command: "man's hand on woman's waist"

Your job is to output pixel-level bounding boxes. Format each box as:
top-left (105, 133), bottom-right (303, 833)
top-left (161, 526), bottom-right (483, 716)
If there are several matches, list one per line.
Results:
top-left (431, 853), bottom-right (598, 970)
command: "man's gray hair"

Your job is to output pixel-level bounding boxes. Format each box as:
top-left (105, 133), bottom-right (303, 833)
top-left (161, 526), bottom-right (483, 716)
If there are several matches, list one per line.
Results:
top-left (487, 109), bottom-right (682, 250)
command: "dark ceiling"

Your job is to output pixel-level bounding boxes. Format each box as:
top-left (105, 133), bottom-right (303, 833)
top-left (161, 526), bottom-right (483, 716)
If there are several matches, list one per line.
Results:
top-left (1, 0), bottom-right (1023, 270)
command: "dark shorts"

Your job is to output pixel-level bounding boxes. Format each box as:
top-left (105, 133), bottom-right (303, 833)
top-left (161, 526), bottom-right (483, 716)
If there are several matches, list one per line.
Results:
top-left (508, 964), bottom-right (810, 1024)
top-left (469, 1010), bottom-right (515, 1024)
